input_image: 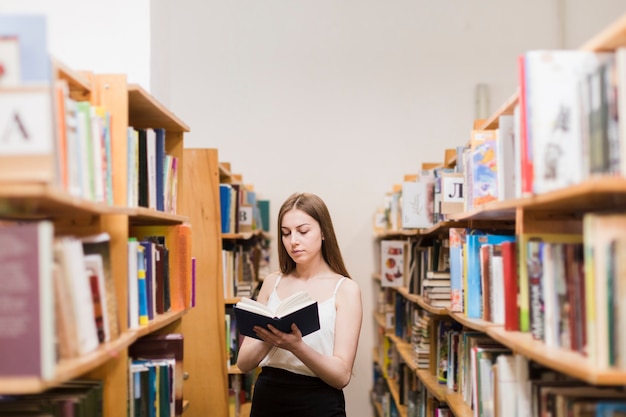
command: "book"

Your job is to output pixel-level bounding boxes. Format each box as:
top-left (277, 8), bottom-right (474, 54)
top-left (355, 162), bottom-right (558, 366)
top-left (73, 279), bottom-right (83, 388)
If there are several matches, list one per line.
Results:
top-left (501, 241), bottom-right (519, 332)
top-left (465, 232), bottom-right (515, 319)
top-left (0, 221), bottom-right (55, 379)
top-left (496, 114), bottom-right (516, 201)
top-left (81, 232), bottom-right (120, 342)
top-left (401, 180), bottom-right (434, 228)
top-left (470, 129), bottom-right (499, 206)
top-left (449, 228), bottom-right (467, 313)
top-left (523, 50), bottom-right (613, 194)
top-left (517, 233), bottom-right (582, 333)
top-left (381, 239), bottom-right (409, 288)
top-left (583, 212), bottom-right (626, 369)
top-left (129, 333), bottom-right (184, 416)
top-left (53, 236), bottom-right (100, 356)
top-left (233, 291), bottom-right (320, 340)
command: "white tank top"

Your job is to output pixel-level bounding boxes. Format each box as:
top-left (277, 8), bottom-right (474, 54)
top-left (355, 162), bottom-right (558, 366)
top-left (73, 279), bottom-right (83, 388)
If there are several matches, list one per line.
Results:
top-left (258, 275), bottom-right (347, 376)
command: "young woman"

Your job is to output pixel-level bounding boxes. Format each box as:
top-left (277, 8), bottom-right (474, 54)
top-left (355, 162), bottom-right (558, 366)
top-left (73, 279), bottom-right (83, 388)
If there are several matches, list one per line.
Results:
top-left (236, 192), bottom-right (363, 417)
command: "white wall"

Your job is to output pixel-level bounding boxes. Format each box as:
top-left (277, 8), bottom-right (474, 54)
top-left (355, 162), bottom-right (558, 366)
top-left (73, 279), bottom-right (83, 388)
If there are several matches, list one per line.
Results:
top-left (3, 1), bottom-right (625, 415)
top-left (0, 0), bottom-right (150, 89)
top-left (151, 2), bottom-right (625, 416)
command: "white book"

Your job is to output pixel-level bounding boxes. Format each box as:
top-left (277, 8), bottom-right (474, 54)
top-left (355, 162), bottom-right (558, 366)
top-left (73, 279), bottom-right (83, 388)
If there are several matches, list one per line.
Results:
top-left (127, 239), bottom-right (140, 329)
top-left (496, 114), bottom-right (516, 201)
top-left (495, 354), bottom-right (517, 417)
top-left (89, 106), bottom-right (105, 203)
top-left (524, 50), bottom-right (613, 194)
top-left (401, 181), bottom-right (433, 229)
top-left (54, 237), bottom-right (100, 356)
top-left (64, 96), bottom-right (82, 197)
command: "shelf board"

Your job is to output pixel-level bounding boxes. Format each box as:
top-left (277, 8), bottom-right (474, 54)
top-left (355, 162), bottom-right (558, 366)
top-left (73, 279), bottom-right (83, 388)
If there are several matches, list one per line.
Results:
top-left (52, 58), bottom-right (91, 101)
top-left (415, 369), bottom-right (447, 402)
top-left (129, 207), bottom-right (190, 225)
top-left (395, 287), bottom-right (448, 316)
top-left (222, 230), bottom-right (269, 240)
top-left (448, 312), bottom-right (493, 333)
top-left (374, 229), bottom-right (420, 240)
top-left (487, 326), bottom-right (626, 385)
top-left (477, 92), bottom-right (519, 131)
top-left (385, 377), bottom-right (408, 417)
top-left (444, 389), bottom-right (473, 417)
top-left (0, 183), bottom-right (129, 219)
top-left (134, 309), bottom-right (187, 339)
top-left (0, 331), bottom-right (134, 394)
top-left (127, 84), bottom-right (190, 132)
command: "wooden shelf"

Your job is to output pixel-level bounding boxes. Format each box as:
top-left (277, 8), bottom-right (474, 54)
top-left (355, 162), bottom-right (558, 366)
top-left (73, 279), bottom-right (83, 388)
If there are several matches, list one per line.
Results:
top-left (0, 309), bottom-right (187, 395)
top-left (129, 207), bottom-right (190, 226)
top-left (448, 312), bottom-right (493, 333)
top-left (395, 287), bottom-right (448, 316)
top-left (222, 230), bottom-right (270, 241)
top-left (487, 326), bottom-right (626, 385)
top-left (0, 183), bottom-right (129, 219)
top-left (127, 84), bottom-right (190, 132)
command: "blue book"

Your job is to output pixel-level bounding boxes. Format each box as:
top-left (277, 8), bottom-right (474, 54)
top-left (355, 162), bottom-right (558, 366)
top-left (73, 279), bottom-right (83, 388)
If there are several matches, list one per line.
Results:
top-left (140, 240), bottom-right (155, 320)
top-left (219, 184), bottom-right (232, 233)
top-left (465, 231), bottom-right (515, 319)
top-left (596, 401), bottom-right (626, 416)
top-left (137, 244), bottom-right (148, 325)
top-left (153, 128), bottom-right (166, 211)
top-left (0, 14), bottom-right (51, 83)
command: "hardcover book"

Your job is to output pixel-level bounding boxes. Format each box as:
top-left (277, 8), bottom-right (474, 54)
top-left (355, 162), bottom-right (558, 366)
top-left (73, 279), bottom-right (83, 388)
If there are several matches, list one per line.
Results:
top-left (234, 291), bottom-right (320, 340)
top-left (0, 221), bottom-right (55, 379)
top-left (380, 240), bottom-right (409, 288)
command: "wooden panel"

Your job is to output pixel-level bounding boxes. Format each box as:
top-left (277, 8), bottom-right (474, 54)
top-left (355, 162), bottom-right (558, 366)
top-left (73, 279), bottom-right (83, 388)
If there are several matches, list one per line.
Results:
top-left (93, 74), bottom-right (129, 207)
top-left (127, 84), bottom-right (190, 132)
top-left (180, 148), bottom-right (229, 417)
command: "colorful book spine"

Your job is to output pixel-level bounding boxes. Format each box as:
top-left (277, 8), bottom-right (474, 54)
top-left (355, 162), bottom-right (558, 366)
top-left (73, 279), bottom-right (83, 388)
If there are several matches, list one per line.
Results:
top-left (137, 244), bottom-right (149, 326)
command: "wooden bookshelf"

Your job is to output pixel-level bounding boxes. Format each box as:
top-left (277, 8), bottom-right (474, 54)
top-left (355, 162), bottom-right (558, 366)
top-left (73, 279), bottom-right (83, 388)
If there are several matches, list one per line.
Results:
top-left (0, 58), bottom-right (195, 417)
top-left (372, 12), bottom-right (626, 417)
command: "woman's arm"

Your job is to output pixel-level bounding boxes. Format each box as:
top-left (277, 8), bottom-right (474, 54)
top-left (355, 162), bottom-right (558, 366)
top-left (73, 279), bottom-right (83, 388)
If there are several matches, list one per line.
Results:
top-left (235, 272), bottom-right (279, 373)
top-left (253, 279), bottom-right (363, 389)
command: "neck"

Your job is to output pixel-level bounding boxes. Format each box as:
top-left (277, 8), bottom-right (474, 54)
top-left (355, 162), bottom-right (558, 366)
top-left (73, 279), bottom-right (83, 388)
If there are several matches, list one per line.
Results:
top-left (294, 263), bottom-right (333, 280)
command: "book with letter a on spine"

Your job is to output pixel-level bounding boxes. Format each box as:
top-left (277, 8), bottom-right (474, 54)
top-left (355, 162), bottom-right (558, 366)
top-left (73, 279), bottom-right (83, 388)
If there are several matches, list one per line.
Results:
top-left (234, 291), bottom-right (320, 340)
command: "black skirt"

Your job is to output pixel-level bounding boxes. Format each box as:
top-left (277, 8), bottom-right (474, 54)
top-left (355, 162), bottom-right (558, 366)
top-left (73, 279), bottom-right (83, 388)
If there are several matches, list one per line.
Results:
top-left (250, 367), bottom-right (346, 417)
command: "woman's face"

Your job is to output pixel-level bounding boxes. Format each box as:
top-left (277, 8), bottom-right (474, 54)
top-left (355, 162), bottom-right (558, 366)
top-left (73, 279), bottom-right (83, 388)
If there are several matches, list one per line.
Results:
top-left (280, 208), bottom-right (323, 265)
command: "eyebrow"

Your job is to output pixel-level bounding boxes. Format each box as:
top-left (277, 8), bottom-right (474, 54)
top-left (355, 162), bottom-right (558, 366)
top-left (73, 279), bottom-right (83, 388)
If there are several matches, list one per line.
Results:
top-left (281, 223), bottom-right (310, 230)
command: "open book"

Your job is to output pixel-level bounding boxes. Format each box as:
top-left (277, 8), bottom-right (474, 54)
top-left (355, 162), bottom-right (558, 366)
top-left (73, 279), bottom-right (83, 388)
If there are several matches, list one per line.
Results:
top-left (233, 291), bottom-right (320, 340)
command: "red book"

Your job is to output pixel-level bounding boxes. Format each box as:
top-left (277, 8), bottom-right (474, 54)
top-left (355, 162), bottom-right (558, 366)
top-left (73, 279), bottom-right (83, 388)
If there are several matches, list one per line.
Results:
top-left (501, 240), bottom-right (519, 331)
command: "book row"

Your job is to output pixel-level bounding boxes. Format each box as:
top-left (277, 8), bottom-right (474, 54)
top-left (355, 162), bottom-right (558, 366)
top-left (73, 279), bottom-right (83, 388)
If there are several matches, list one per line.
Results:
top-left (0, 221), bottom-right (194, 380)
top-left (0, 333), bottom-right (184, 417)
top-left (380, 48), bottom-right (626, 231)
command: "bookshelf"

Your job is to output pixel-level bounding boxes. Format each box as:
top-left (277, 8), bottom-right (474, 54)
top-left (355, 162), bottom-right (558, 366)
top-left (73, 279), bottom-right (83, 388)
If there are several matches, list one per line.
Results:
top-left (371, 12), bottom-right (626, 417)
top-left (219, 162), bottom-right (270, 417)
top-left (0, 56), bottom-right (195, 416)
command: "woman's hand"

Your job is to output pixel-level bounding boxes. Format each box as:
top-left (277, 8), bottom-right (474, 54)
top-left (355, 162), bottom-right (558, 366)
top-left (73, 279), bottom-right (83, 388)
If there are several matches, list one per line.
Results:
top-left (253, 323), bottom-right (303, 351)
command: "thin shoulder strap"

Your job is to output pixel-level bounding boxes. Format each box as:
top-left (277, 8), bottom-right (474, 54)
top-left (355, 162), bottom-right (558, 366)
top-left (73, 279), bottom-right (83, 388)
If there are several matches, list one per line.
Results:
top-left (273, 274), bottom-right (282, 291)
top-left (333, 277), bottom-right (347, 296)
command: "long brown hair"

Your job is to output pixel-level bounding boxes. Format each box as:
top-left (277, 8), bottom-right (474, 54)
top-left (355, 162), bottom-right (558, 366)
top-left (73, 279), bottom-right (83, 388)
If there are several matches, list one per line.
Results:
top-left (277, 192), bottom-right (350, 278)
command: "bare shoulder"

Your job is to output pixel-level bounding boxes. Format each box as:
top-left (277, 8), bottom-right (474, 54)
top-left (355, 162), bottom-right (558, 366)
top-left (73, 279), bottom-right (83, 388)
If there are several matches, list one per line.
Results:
top-left (256, 271), bottom-right (281, 303)
top-left (337, 277), bottom-right (361, 299)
